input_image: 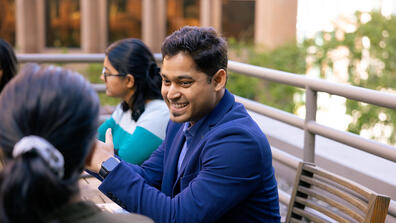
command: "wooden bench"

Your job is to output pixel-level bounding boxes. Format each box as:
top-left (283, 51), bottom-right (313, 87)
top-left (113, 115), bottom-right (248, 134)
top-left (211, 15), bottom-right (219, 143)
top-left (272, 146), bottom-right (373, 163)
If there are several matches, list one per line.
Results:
top-left (79, 172), bottom-right (114, 204)
top-left (285, 162), bottom-right (390, 223)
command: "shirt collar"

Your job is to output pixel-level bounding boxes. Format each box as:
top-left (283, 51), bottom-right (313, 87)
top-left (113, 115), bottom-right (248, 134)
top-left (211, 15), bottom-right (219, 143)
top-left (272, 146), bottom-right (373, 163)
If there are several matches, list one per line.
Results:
top-left (183, 116), bottom-right (207, 139)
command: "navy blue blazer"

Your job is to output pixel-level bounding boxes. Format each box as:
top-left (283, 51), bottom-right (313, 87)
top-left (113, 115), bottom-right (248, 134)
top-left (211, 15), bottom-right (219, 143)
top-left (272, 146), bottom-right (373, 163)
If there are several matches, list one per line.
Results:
top-left (99, 89), bottom-right (281, 223)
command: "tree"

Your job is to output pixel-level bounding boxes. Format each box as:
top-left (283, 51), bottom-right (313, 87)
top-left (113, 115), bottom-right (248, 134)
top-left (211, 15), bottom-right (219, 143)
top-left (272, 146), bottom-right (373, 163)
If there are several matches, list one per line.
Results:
top-left (303, 11), bottom-right (396, 144)
top-left (227, 40), bottom-right (306, 114)
top-left (227, 11), bottom-right (396, 144)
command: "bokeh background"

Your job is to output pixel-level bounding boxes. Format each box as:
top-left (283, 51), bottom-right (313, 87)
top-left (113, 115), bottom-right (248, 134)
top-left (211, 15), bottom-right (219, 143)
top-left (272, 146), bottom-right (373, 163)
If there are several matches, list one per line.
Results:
top-left (1, 0), bottom-right (395, 145)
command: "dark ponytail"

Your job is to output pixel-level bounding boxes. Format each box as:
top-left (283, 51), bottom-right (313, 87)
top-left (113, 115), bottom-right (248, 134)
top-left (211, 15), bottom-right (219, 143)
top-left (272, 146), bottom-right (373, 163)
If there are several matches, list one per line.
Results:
top-left (106, 38), bottom-right (163, 121)
top-left (148, 61), bottom-right (162, 90)
top-left (0, 150), bottom-right (72, 223)
top-left (0, 64), bottom-right (99, 223)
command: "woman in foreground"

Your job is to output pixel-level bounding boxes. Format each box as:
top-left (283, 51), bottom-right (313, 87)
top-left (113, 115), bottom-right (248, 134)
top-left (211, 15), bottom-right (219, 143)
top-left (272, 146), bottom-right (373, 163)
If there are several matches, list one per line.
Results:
top-left (0, 64), bottom-right (152, 223)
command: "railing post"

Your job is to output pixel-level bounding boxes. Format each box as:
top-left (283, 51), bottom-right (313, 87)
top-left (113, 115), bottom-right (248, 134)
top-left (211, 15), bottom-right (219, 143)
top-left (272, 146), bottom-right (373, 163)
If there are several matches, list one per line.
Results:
top-left (303, 87), bottom-right (317, 162)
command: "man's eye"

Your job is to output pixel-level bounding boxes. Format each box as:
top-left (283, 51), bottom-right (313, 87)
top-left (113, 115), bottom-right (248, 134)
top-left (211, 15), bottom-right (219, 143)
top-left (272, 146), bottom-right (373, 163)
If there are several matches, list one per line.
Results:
top-left (162, 79), bottom-right (171, 85)
top-left (180, 81), bottom-right (192, 87)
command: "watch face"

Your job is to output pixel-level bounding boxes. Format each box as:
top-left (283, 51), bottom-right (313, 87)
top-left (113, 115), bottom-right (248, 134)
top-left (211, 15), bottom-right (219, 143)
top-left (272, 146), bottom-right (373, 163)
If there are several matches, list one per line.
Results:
top-left (103, 157), bottom-right (120, 172)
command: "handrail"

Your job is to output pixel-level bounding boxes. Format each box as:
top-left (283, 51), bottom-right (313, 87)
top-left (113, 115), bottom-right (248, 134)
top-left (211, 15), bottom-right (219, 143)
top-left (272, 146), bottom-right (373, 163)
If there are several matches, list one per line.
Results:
top-left (19, 53), bottom-right (396, 159)
top-left (235, 96), bottom-right (396, 162)
top-left (17, 53), bottom-right (396, 110)
top-left (278, 189), bottom-right (291, 206)
top-left (17, 53), bottom-right (163, 63)
top-left (307, 121), bottom-right (396, 162)
top-left (228, 60), bottom-right (396, 110)
top-left (16, 53), bottom-right (396, 217)
top-left (92, 83), bottom-right (106, 92)
top-left (18, 53), bottom-right (106, 63)
top-left (235, 96), bottom-right (304, 129)
top-left (271, 147), bottom-right (300, 169)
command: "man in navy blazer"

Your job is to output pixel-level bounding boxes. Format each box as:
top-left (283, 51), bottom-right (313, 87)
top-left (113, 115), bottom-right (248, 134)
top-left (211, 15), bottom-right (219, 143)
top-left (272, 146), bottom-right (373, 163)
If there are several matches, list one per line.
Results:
top-left (88, 26), bottom-right (281, 223)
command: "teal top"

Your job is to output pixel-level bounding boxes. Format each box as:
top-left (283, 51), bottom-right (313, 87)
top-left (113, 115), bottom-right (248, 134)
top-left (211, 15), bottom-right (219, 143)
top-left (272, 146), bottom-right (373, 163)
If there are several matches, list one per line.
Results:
top-left (98, 100), bottom-right (169, 164)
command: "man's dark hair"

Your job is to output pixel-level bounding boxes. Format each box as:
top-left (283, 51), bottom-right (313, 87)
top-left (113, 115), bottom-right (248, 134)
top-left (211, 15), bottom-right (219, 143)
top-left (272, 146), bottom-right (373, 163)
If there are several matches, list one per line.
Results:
top-left (161, 26), bottom-right (228, 79)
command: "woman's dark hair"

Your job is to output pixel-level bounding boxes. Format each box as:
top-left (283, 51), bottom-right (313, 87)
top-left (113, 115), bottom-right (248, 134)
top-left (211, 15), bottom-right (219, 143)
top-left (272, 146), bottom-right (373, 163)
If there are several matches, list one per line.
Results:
top-left (105, 38), bottom-right (162, 121)
top-left (0, 39), bottom-right (17, 93)
top-left (161, 26), bottom-right (228, 79)
top-left (0, 64), bottom-right (99, 223)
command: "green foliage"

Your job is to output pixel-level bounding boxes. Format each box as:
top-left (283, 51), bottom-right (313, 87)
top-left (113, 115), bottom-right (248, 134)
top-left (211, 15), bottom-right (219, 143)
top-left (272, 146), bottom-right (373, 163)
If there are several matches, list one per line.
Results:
top-left (227, 43), bottom-right (306, 113)
top-left (250, 44), bottom-right (306, 113)
top-left (304, 11), bottom-right (396, 143)
top-left (98, 93), bottom-right (121, 106)
top-left (83, 63), bottom-right (103, 83)
top-left (227, 72), bottom-right (260, 100)
top-left (228, 10), bottom-right (396, 143)
top-left (79, 63), bottom-right (120, 106)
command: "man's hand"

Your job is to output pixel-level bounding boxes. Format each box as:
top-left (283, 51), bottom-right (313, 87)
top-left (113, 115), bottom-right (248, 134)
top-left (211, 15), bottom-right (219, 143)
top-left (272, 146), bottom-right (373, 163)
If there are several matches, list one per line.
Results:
top-left (86, 128), bottom-right (116, 173)
top-left (102, 128), bottom-right (116, 155)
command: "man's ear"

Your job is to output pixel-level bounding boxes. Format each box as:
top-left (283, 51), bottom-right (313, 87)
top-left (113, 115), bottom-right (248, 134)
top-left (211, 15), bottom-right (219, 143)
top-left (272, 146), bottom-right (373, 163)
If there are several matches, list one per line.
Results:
top-left (212, 69), bottom-right (227, 91)
top-left (126, 74), bottom-right (135, 89)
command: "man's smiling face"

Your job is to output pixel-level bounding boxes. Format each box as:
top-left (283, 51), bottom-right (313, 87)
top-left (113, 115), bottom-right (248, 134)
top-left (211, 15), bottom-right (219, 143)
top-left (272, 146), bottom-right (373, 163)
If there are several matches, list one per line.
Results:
top-left (161, 52), bottom-right (218, 126)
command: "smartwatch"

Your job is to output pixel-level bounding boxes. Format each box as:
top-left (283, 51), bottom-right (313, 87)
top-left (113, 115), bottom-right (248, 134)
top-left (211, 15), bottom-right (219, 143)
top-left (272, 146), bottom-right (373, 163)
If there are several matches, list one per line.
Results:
top-left (99, 157), bottom-right (120, 179)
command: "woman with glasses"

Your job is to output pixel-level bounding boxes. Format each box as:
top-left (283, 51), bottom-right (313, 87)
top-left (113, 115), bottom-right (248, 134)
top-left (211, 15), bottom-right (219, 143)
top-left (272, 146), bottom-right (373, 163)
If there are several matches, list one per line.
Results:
top-left (0, 64), bottom-right (152, 223)
top-left (99, 38), bottom-right (169, 164)
top-left (0, 39), bottom-right (17, 94)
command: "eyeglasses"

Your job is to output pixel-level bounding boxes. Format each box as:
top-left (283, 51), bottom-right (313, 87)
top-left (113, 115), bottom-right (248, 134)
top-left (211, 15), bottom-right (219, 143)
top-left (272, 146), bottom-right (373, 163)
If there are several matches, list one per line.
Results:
top-left (102, 68), bottom-right (127, 81)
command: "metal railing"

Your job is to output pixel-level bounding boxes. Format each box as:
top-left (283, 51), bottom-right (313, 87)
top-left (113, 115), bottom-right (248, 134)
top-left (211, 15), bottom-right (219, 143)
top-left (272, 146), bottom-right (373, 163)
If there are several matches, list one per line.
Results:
top-left (17, 53), bottom-right (396, 217)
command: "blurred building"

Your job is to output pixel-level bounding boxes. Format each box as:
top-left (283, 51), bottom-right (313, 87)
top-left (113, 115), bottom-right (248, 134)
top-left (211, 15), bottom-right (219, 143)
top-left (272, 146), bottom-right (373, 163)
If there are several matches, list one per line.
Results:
top-left (0, 0), bottom-right (297, 53)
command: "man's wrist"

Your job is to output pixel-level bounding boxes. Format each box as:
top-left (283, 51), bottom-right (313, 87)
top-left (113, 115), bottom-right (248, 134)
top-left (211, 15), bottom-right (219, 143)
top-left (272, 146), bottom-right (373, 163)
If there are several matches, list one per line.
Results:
top-left (98, 156), bottom-right (120, 179)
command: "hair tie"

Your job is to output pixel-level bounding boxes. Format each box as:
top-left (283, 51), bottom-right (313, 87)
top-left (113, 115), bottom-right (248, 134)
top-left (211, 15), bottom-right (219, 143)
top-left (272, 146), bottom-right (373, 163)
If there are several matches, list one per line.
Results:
top-left (13, 136), bottom-right (64, 179)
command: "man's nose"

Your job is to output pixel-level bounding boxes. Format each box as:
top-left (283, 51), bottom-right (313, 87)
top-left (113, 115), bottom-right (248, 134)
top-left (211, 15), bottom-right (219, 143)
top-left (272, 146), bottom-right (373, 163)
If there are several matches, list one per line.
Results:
top-left (167, 84), bottom-right (181, 100)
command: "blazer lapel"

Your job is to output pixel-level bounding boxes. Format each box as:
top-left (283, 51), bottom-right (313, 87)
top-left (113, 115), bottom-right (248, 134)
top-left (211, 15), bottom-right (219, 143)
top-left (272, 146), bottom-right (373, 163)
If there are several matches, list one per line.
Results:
top-left (171, 90), bottom-right (236, 194)
top-left (162, 125), bottom-right (185, 196)
top-left (178, 90), bottom-right (235, 176)
top-left (176, 123), bottom-right (209, 178)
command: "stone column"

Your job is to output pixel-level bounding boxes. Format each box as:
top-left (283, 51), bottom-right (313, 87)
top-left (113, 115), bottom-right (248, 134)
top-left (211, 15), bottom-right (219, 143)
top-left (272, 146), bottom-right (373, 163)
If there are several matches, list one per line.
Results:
top-left (200, 0), bottom-right (222, 32)
top-left (211, 0), bottom-right (222, 33)
top-left (142, 0), bottom-right (166, 53)
top-left (81, 0), bottom-right (107, 53)
top-left (254, 0), bottom-right (297, 49)
top-left (16, 0), bottom-right (45, 53)
top-left (157, 0), bottom-right (167, 49)
top-left (200, 0), bottom-right (211, 27)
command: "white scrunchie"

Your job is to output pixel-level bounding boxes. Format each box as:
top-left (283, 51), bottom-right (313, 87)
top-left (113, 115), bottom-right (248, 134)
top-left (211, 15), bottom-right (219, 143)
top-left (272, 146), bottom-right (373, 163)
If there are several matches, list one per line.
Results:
top-left (13, 136), bottom-right (65, 179)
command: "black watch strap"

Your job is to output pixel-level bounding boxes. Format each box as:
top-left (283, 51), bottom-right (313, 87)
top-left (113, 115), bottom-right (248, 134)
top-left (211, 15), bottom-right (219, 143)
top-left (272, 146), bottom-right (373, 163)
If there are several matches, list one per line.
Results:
top-left (98, 165), bottom-right (109, 179)
top-left (98, 157), bottom-right (120, 179)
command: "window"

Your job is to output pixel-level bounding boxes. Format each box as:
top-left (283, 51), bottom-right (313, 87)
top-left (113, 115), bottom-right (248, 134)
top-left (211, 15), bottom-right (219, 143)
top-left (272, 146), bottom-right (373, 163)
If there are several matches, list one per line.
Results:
top-left (167, 0), bottom-right (200, 35)
top-left (108, 0), bottom-right (142, 43)
top-left (45, 0), bottom-right (81, 48)
top-left (0, 0), bottom-right (16, 45)
top-left (222, 0), bottom-right (255, 42)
